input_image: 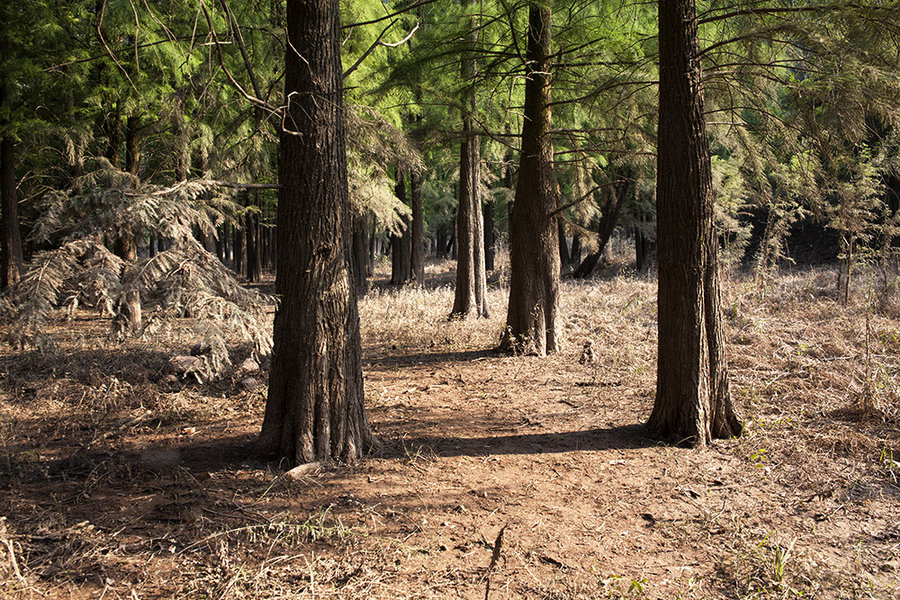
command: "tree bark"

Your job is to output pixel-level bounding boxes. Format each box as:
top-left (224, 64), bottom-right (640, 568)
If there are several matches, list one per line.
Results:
top-left (260, 0), bottom-right (372, 464)
top-left (484, 197), bottom-right (495, 272)
top-left (500, 3), bottom-right (559, 354)
top-left (125, 114), bottom-right (140, 176)
top-left (246, 211), bottom-right (261, 283)
top-left (450, 14), bottom-right (489, 319)
top-left (558, 221), bottom-right (571, 270)
top-left (351, 213), bottom-right (369, 293)
top-left (233, 221), bottom-right (245, 276)
top-left (648, 0), bottom-right (741, 445)
top-left (410, 169), bottom-right (425, 285)
top-left (0, 11), bottom-right (21, 288)
top-left (112, 233), bottom-right (141, 337)
top-left (0, 136), bottom-right (22, 290)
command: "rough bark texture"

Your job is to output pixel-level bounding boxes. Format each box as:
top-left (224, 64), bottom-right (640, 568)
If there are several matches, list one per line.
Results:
top-left (500, 4), bottom-right (559, 354)
top-left (410, 170), bottom-right (425, 285)
top-left (260, 0), bottom-right (372, 464)
top-left (450, 19), bottom-right (489, 319)
top-left (648, 0), bottom-right (741, 446)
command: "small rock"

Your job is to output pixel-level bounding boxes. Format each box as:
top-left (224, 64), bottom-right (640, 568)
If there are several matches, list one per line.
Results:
top-left (240, 377), bottom-right (259, 392)
top-left (236, 358), bottom-right (260, 377)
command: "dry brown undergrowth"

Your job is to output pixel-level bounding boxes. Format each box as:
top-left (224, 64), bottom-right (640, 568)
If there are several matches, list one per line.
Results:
top-left (1, 256), bottom-right (899, 599)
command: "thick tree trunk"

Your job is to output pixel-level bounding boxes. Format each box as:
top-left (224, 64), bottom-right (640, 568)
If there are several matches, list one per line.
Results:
top-left (450, 19), bottom-right (489, 319)
top-left (500, 3), bottom-right (559, 354)
top-left (390, 171), bottom-right (411, 285)
top-left (648, 0), bottom-right (741, 445)
top-left (260, 0), bottom-right (372, 464)
top-left (410, 169), bottom-right (425, 285)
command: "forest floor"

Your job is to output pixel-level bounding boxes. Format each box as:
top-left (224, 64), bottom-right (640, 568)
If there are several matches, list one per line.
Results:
top-left (1, 256), bottom-right (900, 599)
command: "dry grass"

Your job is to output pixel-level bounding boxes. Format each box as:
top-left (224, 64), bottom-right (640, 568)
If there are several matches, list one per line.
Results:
top-left (1, 256), bottom-right (899, 599)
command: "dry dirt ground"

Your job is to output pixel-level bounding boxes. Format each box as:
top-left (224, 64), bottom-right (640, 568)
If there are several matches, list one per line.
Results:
top-left (1, 259), bottom-right (899, 599)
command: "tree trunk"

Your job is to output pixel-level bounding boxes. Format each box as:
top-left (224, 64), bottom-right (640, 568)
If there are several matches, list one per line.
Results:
top-left (367, 220), bottom-right (376, 276)
top-left (352, 213), bottom-right (369, 293)
top-left (112, 116), bottom-right (142, 336)
top-left (102, 104), bottom-right (122, 168)
top-left (574, 183), bottom-right (626, 278)
top-left (634, 206), bottom-right (654, 272)
top-left (112, 233), bottom-right (141, 337)
top-left (648, 0), bottom-right (741, 445)
top-left (558, 220), bottom-right (570, 268)
top-left (500, 3), bottom-right (559, 354)
top-left (0, 136), bottom-right (22, 290)
top-left (450, 16), bottom-right (489, 319)
top-left (390, 171), bottom-right (411, 285)
top-left (260, 0), bottom-right (373, 464)
top-left (246, 212), bottom-right (261, 283)
top-left (233, 222), bottom-right (245, 276)
top-left (125, 114), bottom-right (140, 176)
top-left (0, 14), bottom-right (22, 288)
top-left (569, 232), bottom-right (581, 268)
top-left (410, 169), bottom-right (425, 285)
top-left (484, 197), bottom-right (495, 272)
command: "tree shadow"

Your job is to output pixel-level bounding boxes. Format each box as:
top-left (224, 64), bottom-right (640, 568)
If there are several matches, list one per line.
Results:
top-left (376, 423), bottom-right (656, 460)
top-left (367, 347), bottom-right (502, 368)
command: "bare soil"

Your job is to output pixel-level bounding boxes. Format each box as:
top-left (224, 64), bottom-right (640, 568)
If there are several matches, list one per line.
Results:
top-left (1, 260), bottom-right (899, 599)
